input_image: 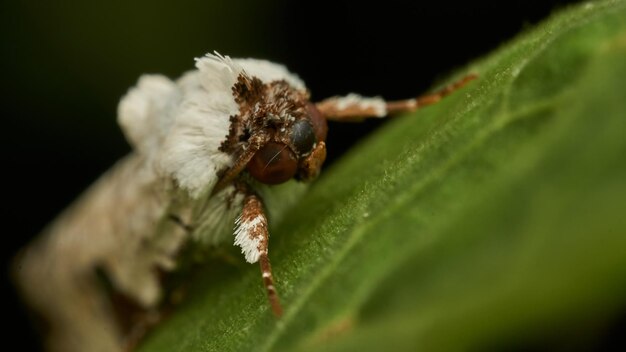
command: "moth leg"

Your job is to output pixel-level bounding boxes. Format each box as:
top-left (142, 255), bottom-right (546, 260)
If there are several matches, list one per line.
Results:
top-left (122, 309), bottom-right (163, 352)
top-left (235, 188), bottom-right (283, 317)
top-left (212, 131), bottom-right (270, 195)
top-left (316, 73), bottom-right (477, 122)
top-left (168, 214), bottom-right (194, 233)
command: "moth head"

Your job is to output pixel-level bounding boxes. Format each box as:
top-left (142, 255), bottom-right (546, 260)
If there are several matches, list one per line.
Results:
top-left (217, 72), bottom-right (330, 189)
top-left (246, 102), bottom-right (327, 184)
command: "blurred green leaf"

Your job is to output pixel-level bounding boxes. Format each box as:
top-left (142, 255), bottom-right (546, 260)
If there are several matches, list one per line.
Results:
top-left (139, 1), bottom-right (626, 351)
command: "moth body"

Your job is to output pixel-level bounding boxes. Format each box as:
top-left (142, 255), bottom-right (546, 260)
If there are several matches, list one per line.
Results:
top-left (14, 52), bottom-right (476, 352)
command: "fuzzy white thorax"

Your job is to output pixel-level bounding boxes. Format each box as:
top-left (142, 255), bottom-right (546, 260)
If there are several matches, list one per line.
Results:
top-left (234, 215), bottom-right (265, 263)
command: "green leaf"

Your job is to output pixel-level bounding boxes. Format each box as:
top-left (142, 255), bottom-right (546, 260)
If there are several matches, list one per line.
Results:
top-left (139, 1), bottom-right (626, 351)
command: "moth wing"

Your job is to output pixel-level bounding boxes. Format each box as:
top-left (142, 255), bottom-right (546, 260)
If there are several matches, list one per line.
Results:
top-left (14, 155), bottom-right (184, 352)
top-left (118, 74), bottom-right (179, 159)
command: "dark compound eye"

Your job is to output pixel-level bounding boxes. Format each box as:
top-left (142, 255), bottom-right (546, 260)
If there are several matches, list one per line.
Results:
top-left (247, 142), bottom-right (298, 184)
top-left (290, 119), bottom-right (316, 156)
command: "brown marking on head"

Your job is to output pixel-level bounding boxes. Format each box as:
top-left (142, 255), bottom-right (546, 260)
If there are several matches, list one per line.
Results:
top-left (232, 74), bottom-right (265, 106)
top-left (220, 74), bottom-right (267, 154)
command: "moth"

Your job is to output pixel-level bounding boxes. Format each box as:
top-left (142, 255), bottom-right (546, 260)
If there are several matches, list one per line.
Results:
top-left (14, 52), bottom-right (475, 352)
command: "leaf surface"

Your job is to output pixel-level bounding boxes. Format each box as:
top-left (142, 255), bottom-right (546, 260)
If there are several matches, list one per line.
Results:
top-left (139, 1), bottom-right (626, 350)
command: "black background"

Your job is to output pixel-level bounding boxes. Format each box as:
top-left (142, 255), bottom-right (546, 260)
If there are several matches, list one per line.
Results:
top-left (5, 1), bottom-right (623, 350)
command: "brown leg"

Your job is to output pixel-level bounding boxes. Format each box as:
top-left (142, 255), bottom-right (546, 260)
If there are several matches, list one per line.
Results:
top-left (316, 73), bottom-right (477, 122)
top-left (212, 131), bottom-right (270, 195)
top-left (235, 189), bottom-right (283, 317)
top-left (122, 309), bottom-right (163, 352)
top-left (259, 252), bottom-right (282, 317)
top-left (386, 73), bottom-right (478, 114)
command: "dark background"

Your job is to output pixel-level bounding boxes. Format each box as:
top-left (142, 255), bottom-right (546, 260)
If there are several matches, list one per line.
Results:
top-left (6, 1), bottom-right (619, 350)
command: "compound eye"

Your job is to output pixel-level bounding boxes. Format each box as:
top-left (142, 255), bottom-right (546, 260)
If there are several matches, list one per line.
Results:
top-left (247, 142), bottom-right (298, 184)
top-left (290, 119), bottom-right (316, 156)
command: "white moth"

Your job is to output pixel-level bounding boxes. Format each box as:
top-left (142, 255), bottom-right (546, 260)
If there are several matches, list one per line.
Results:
top-left (14, 52), bottom-right (475, 352)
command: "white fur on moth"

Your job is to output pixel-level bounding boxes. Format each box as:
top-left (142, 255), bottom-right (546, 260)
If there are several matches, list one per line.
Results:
top-left (15, 53), bottom-right (306, 352)
top-left (14, 51), bottom-right (476, 352)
